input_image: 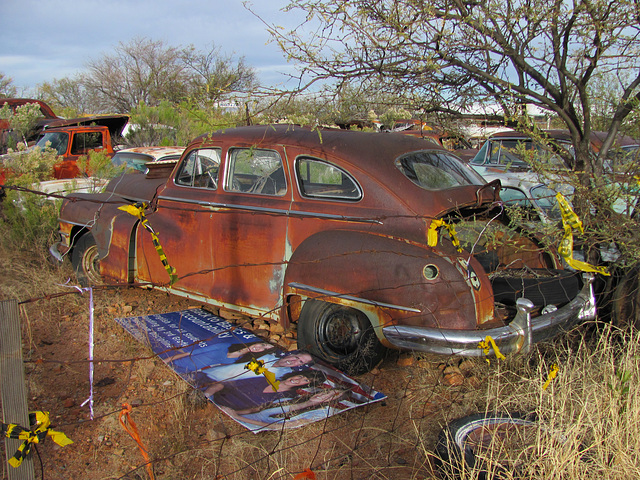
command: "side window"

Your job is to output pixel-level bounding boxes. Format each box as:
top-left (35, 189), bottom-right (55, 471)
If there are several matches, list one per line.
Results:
top-left (175, 148), bottom-right (221, 189)
top-left (70, 131), bottom-right (103, 155)
top-left (296, 157), bottom-right (361, 200)
top-left (226, 148), bottom-right (286, 195)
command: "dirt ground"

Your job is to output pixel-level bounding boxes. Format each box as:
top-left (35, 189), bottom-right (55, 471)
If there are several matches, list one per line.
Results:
top-left (1, 253), bottom-right (491, 480)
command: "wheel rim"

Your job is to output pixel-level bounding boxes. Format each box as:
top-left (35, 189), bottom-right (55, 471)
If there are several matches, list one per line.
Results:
top-left (82, 244), bottom-right (102, 285)
top-left (318, 308), bottom-right (364, 356)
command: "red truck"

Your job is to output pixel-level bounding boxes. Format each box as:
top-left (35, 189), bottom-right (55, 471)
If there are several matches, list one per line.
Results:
top-left (35, 122), bottom-right (128, 179)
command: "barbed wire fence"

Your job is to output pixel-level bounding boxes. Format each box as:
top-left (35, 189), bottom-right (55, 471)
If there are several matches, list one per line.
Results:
top-left (1, 182), bottom-right (639, 480)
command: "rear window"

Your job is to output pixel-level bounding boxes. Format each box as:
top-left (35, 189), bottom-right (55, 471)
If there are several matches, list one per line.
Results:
top-left (296, 157), bottom-right (362, 200)
top-left (396, 151), bottom-right (484, 190)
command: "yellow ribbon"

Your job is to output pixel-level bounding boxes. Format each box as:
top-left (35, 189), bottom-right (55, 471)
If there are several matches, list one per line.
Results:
top-left (542, 363), bottom-right (559, 390)
top-left (478, 335), bottom-right (506, 364)
top-left (428, 219), bottom-right (463, 252)
top-left (245, 359), bottom-right (280, 391)
top-left (2, 411), bottom-right (73, 467)
top-left (118, 203), bottom-right (179, 285)
top-left (555, 193), bottom-right (610, 276)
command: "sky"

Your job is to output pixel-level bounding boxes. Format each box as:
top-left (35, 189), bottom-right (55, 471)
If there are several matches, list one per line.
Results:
top-left (1, 0), bottom-right (302, 93)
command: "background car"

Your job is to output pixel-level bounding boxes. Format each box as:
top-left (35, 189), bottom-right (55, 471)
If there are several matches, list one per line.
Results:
top-left (110, 146), bottom-right (186, 173)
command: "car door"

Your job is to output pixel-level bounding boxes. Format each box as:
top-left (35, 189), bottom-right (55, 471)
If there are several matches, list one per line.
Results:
top-left (135, 147), bottom-right (220, 298)
top-left (211, 146), bottom-right (291, 318)
top-left (135, 145), bottom-right (291, 320)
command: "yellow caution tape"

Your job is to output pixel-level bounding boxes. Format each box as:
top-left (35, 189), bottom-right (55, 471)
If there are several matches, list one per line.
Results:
top-left (2, 411), bottom-right (73, 468)
top-left (478, 336), bottom-right (506, 364)
top-left (428, 219), bottom-right (463, 252)
top-left (555, 193), bottom-right (610, 275)
top-left (118, 203), bottom-right (179, 285)
top-left (245, 359), bottom-right (280, 391)
top-left (542, 363), bottom-right (559, 390)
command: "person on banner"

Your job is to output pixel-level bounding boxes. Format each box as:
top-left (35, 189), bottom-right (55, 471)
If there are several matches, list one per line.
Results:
top-left (206, 369), bottom-right (327, 411)
top-left (219, 388), bottom-right (354, 431)
top-left (160, 340), bottom-right (278, 374)
top-left (198, 350), bottom-right (315, 383)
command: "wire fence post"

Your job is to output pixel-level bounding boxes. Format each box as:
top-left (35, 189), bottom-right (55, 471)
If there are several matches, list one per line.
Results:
top-left (0, 299), bottom-right (36, 480)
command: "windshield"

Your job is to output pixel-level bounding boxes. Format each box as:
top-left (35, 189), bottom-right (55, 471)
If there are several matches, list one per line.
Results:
top-left (471, 138), bottom-right (568, 168)
top-left (112, 152), bottom-right (155, 172)
top-left (530, 184), bottom-right (572, 220)
top-left (396, 150), bottom-right (485, 189)
top-left (35, 131), bottom-right (68, 155)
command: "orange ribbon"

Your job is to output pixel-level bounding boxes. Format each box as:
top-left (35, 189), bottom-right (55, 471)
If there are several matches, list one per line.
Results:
top-left (119, 403), bottom-right (155, 480)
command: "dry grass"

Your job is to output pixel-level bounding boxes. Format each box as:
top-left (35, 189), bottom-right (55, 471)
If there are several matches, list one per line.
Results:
top-left (2, 210), bottom-right (640, 480)
top-left (434, 326), bottom-right (640, 479)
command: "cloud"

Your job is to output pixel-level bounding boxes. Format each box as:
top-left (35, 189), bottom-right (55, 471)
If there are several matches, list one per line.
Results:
top-left (1, 0), bottom-right (296, 90)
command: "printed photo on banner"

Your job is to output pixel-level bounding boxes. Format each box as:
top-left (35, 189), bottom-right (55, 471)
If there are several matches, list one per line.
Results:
top-left (116, 308), bottom-right (386, 432)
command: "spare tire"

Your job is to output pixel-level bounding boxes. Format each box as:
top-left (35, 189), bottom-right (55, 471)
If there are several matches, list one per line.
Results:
top-left (434, 412), bottom-right (539, 480)
top-left (490, 268), bottom-right (582, 308)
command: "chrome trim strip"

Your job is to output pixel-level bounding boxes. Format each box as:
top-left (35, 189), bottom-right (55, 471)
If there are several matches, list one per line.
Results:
top-left (288, 282), bottom-right (422, 313)
top-left (158, 195), bottom-right (383, 224)
top-left (382, 274), bottom-right (596, 356)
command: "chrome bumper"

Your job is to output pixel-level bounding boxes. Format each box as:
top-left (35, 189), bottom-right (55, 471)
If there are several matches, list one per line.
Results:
top-left (382, 274), bottom-right (596, 357)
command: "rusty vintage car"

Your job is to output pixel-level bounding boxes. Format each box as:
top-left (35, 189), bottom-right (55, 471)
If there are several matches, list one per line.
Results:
top-left (51, 125), bottom-right (596, 373)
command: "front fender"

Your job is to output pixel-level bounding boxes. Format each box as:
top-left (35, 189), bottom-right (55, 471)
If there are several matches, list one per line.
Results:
top-left (60, 193), bottom-right (139, 283)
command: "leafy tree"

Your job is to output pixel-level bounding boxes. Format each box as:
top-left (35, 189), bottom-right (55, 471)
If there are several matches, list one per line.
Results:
top-left (181, 43), bottom-right (257, 104)
top-left (82, 37), bottom-right (188, 113)
top-left (0, 102), bottom-right (43, 147)
top-left (76, 38), bottom-right (259, 114)
top-left (37, 77), bottom-right (96, 117)
top-left (0, 72), bottom-right (17, 97)
top-left (269, 0), bottom-right (640, 179)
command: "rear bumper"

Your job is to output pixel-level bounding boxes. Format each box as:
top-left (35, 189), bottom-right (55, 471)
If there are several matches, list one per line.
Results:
top-left (382, 274), bottom-right (596, 356)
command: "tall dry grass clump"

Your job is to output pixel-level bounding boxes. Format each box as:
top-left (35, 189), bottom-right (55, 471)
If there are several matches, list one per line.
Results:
top-left (437, 325), bottom-right (640, 479)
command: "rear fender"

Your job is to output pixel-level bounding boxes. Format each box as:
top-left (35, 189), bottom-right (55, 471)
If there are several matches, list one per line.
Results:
top-left (284, 230), bottom-right (494, 339)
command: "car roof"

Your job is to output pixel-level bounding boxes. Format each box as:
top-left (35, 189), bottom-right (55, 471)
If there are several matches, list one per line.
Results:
top-left (114, 146), bottom-right (185, 161)
top-left (192, 124), bottom-right (448, 169)
top-left (488, 129), bottom-right (638, 149)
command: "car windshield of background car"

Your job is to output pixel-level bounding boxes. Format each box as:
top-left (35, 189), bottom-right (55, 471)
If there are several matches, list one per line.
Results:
top-left (112, 152), bottom-right (155, 172)
top-left (36, 132), bottom-right (68, 155)
top-left (530, 184), bottom-right (568, 220)
top-left (396, 150), bottom-right (484, 190)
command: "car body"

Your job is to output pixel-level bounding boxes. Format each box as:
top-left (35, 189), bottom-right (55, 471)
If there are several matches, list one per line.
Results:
top-left (111, 146), bottom-right (185, 173)
top-left (469, 129), bottom-right (639, 177)
top-left (51, 125), bottom-right (595, 373)
top-left (1, 98), bottom-right (128, 151)
top-left (35, 120), bottom-right (129, 179)
top-left (480, 171), bottom-right (572, 225)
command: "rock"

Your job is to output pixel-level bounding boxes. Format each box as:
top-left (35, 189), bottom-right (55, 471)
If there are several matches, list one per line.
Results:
top-left (397, 354), bottom-right (416, 367)
top-left (269, 323), bottom-right (285, 334)
top-left (442, 367), bottom-right (465, 386)
top-left (458, 359), bottom-right (475, 373)
top-left (254, 328), bottom-right (270, 338)
top-left (63, 398), bottom-right (75, 408)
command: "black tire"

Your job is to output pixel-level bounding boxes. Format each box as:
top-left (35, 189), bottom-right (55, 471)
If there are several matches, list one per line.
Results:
top-left (612, 265), bottom-right (640, 329)
top-left (434, 413), bottom-right (539, 480)
top-left (491, 268), bottom-right (582, 308)
top-left (71, 233), bottom-right (102, 286)
top-left (296, 300), bottom-right (386, 375)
